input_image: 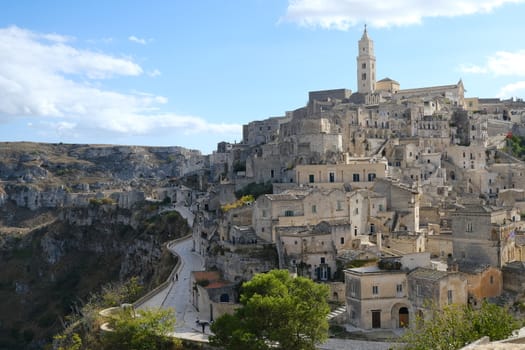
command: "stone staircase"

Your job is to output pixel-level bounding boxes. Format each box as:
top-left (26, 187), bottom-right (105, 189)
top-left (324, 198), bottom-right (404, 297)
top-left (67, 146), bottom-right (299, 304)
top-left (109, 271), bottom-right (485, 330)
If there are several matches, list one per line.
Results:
top-left (327, 305), bottom-right (347, 320)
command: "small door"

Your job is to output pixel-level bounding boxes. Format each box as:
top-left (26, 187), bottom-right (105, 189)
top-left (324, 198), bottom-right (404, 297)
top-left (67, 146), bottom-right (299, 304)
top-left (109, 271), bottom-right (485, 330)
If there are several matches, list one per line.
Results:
top-left (372, 310), bottom-right (381, 328)
top-left (399, 307), bottom-right (409, 327)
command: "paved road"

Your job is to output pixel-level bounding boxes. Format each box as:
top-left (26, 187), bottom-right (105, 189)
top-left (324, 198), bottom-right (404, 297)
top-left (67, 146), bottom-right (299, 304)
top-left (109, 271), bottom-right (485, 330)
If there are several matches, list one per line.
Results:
top-left (162, 238), bottom-right (207, 338)
top-left (138, 204), bottom-right (208, 341)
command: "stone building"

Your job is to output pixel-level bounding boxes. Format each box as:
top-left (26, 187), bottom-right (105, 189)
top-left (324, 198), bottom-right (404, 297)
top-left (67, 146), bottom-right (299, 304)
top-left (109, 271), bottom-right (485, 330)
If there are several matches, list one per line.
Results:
top-left (373, 178), bottom-right (421, 233)
top-left (345, 253), bottom-right (432, 330)
top-left (450, 204), bottom-right (521, 267)
top-left (394, 79), bottom-right (465, 108)
top-left (407, 267), bottom-right (468, 315)
top-left (190, 271), bottom-right (237, 323)
top-left (242, 115), bottom-right (290, 146)
top-left (501, 261), bottom-right (525, 295)
top-left (457, 262), bottom-right (502, 305)
top-left (294, 157), bottom-right (388, 190)
top-left (346, 265), bottom-right (409, 329)
top-left (278, 222), bottom-right (338, 281)
top-left (376, 77), bottom-right (399, 94)
top-left (347, 189), bottom-right (389, 236)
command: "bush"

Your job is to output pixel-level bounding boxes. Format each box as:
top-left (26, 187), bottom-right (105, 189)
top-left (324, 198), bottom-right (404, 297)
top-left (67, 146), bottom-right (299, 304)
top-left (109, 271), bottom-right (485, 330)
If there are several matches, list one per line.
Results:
top-left (221, 195), bottom-right (255, 212)
top-left (234, 182), bottom-right (272, 199)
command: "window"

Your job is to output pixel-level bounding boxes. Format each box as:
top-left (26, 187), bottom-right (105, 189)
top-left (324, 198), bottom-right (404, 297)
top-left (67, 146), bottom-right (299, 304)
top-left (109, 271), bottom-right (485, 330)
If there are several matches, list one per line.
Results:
top-left (285, 210), bottom-right (294, 217)
top-left (262, 210), bottom-right (267, 218)
top-left (329, 172), bottom-right (335, 183)
top-left (340, 237), bottom-right (344, 244)
top-left (490, 275), bottom-right (494, 284)
top-left (368, 173), bottom-right (376, 181)
top-left (362, 63), bottom-right (366, 69)
top-left (416, 285), bottom-right (422, 297)
top-left (372, 285), bottom-right (379, 295)
top-left (350, 280), bottom-right (358, 297)
top-left (271, 169), bottom-right (274, 178)
top-left (353, 173), bottom-right (360, 182)
top-left (309, 174), bottom-right (315, 183)
top-left (320, 257), bottom-right (325, 264)
top-left (370, 223), bottom-right (375, 233)
top-left (312, 205), bottom-right (317, 213)
top-left (447, 290), bottom-right (453, 304)
top-left (466, 222), bottom-right (473, 232)
top-left (396, 284), bottom-right (403, 293)
top-left (336, 200), bottom-right (343, 211)
top-left (362, 73), bottom-right (367, 80)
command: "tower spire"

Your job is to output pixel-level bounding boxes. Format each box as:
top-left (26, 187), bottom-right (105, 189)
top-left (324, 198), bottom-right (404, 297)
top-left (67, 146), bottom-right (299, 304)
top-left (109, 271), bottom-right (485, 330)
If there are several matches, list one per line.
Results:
top-left (356, 25), bottom-right (376, 93)
top-left (362, 24), bottom-right (368, 39)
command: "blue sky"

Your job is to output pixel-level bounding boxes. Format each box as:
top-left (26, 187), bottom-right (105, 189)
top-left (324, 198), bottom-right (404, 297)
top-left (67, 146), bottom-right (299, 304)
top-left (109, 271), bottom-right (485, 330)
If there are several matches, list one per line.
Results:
top-left (1, 0), bottom-right (525, 154)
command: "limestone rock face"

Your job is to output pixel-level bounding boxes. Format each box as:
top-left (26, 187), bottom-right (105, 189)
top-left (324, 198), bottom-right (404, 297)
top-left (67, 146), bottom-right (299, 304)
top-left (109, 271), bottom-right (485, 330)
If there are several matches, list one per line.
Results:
top-left (7, 185), bottom-right (70, 210)
top-left (0, 142), bottom-right (207, 210)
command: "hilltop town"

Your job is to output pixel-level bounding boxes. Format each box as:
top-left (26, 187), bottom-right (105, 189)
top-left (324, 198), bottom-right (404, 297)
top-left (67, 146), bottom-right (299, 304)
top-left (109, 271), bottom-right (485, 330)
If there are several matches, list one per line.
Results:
top-left (187, 27), bottom-right (525, 331)
top-left (1, 27), bottom-right (525, 347)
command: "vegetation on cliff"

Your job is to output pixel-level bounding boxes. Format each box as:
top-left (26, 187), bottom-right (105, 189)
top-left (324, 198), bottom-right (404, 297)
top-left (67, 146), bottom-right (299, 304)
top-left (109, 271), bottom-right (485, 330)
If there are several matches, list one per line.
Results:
top-left (53, 279), bottom-right (182, 350)
top-left (0, 202), bottom-right (189, 349)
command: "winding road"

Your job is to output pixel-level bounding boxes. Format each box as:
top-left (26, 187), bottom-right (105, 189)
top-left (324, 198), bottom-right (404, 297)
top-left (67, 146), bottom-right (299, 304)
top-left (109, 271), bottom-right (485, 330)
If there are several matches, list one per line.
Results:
top-left (137, 205), bottom-right (208, 341)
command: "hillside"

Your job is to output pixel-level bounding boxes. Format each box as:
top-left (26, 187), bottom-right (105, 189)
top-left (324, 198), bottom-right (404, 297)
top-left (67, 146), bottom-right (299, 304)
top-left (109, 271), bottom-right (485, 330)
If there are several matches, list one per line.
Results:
top-left (0, 142), bottom-right (199, 349)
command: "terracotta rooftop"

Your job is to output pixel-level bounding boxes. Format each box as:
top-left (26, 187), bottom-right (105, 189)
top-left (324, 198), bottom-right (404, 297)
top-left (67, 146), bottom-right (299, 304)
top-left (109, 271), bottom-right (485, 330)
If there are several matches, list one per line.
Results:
top-left (192, 271), bottom-right (221, 282)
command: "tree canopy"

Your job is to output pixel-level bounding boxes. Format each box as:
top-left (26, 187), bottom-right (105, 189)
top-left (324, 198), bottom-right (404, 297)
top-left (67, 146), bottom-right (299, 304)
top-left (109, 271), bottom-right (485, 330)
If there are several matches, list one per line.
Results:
top-left (210, 269), bottom-right (330, 350)
top-left (101, 307), bottom-right (180, 350)
top-left (402, 301), bottom-right (522, 350)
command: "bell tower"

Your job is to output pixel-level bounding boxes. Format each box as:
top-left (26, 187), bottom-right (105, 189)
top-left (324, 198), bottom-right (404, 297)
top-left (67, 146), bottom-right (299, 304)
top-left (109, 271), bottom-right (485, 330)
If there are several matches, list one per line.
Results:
top-left (356, 25), bottom-right (376, 94)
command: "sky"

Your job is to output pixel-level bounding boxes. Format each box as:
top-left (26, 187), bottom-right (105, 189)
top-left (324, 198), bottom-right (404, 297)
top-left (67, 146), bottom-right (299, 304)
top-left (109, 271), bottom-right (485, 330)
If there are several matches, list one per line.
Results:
top-left (1, 0), bottom-right (525, 154)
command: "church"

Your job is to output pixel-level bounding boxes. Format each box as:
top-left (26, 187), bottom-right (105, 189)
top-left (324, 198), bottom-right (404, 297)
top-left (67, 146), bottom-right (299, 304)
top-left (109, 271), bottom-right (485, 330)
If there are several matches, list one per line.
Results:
top-left (350, 25), bottom-right (464, 107)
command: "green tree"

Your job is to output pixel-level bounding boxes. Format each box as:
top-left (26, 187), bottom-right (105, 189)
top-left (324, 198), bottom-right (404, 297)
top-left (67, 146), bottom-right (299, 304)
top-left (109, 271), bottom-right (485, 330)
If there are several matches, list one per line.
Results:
top-left (402, 301), bottom-right (521, 350)
top-left (210, 269), bottom-right (330, 350)
top-left (53, 332), bottom-right (82, 350)
top-left (102, 307), bottom-right (180, 350)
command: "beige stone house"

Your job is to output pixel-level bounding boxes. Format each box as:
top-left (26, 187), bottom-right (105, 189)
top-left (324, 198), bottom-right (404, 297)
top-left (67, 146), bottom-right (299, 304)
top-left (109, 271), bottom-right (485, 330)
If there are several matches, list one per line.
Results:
top-left (278, 222), bottom-right (338, 281)
top-left (348, 189), bottom-right (388, 236)
top-left (457, 263), bottom-right (502, 305)
top-left (252, 188), bottom-right (349, 243)
top-left (451, 204), bottom-right (522, 267)
top-left (295, 157), bottom-right (388, 190)
top-left (373, 178), bottom-right (420, 233)
top-left (345, 253), bottom-right (434, 330)
top-left (407, 267), bottom-right (468, 316)
top-left (346, 264), bottom-right (410, 329)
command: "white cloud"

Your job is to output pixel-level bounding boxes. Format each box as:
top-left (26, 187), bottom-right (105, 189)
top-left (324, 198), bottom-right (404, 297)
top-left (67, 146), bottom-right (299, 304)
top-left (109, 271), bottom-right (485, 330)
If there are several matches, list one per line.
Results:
top-left (0, 26), bottom-right (241, 144)
top-left (148, 69), bottom-right (161, 77)
top-left (497, 81), bottom-right (525, 98)
top-left (282, 0), bottom-right (525, 29)
top-left (128, 35), bottom-right (147, 45)
top-left (461, 50), bottom-right (525, 77)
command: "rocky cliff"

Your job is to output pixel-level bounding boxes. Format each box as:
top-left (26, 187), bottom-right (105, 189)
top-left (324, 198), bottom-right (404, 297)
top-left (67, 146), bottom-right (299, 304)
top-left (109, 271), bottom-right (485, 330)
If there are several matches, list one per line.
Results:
top-left (0, 142), bottom-right (199, 349)
top-left (0, 142), bottom-right (208, 210)
top-left (0, 202), bottom-right (190, 350)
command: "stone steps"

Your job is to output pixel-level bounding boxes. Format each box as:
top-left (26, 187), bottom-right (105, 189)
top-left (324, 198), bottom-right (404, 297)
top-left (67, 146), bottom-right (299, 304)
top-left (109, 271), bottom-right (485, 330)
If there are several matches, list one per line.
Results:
top-left (327, 305), bottom-right (347, 320)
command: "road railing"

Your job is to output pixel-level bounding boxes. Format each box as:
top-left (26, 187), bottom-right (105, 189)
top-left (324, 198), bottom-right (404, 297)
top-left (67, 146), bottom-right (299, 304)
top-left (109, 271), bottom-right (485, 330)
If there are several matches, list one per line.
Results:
top-left (133, 234), bottom-right (191, 309)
